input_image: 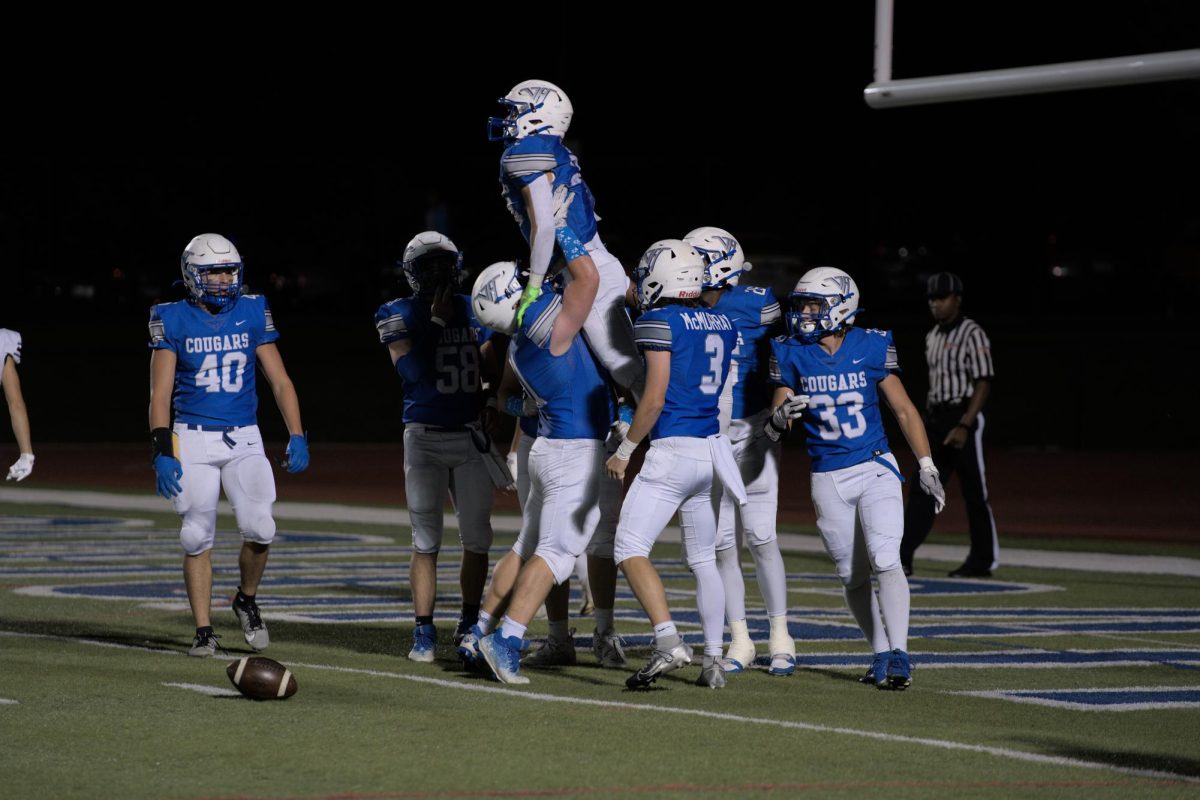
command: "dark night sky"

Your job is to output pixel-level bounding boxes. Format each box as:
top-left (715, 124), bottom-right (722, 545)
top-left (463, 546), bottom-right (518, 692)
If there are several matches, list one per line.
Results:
top-left (2, 6), bottom-right (1198, 445)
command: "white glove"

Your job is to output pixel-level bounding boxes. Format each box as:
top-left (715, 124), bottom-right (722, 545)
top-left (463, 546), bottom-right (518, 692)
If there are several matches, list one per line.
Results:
top-left (551, 184), bottom-right (575, 230)
top-left (764, 393), bottom-right (810, 442)
top-left (6, 453), bottom-right (34, 482)
top-left (917, 456), bottom-right (946, 514)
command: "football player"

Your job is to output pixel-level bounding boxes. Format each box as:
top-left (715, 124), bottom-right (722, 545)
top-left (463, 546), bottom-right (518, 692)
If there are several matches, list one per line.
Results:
top-left (768, 267), bottom-right (946, 689)
top-left (608, 240), bottom-right (746, 690)
top-left (1, 328), bottom-right (34, 482)
top-left (375, 231), bottom-right (500, 663)
top-left (466, 239), bottom-right (616, 684)
top-left (685, 227), bottom-right (795, 676)
top-left (148, 233), bottom-right (310, 657)
top-left (489, 79), bottom-right (645, 402)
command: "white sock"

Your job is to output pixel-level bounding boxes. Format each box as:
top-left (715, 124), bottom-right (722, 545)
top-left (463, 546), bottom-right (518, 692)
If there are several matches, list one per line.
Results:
top-left (750, 541), bottom-right (789, 618)
top-left (594, 608), bottom-right (614, 633)
top-left (768, 614), bottom-right (795, 656)
top-left (716, 546), bottom-right (746, 623)
top-left (844, 582), bottom-right (890, 653)
top-left (875, 567), bottom-right (910, 652)
top-left (729, 618), bottom-right (753, 647)
top-left (653, 620), bottom-right (678, 639)
top-left (692, 561), bottom-right (727, 657)
top-left (500, 617), bottom-right (527, 641)
top-left (477, 610), bottom-right (496, 635)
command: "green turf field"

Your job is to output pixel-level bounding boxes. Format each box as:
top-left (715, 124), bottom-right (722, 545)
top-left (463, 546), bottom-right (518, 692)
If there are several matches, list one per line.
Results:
top-left (2, 495), bottom-right (1198, 799)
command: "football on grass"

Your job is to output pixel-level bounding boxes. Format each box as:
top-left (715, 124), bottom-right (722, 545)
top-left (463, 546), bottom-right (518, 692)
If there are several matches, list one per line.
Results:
top-left (226, 656), bottom-right (298, 700)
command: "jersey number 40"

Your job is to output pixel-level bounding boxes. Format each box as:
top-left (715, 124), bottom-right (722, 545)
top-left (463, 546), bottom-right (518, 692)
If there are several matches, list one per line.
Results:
top-left (195, 352), bottom-right (247, 393)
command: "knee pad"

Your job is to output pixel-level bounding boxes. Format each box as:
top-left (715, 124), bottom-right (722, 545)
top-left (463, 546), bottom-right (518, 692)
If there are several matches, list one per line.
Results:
top-left (179, 515), bottom-right (215, 556)
top-left (240, 513), bottom-right (276, 546)
top-left (613, 526), bottom-right (653, 564)
top-left (459, 520), bottom-right (494, 555)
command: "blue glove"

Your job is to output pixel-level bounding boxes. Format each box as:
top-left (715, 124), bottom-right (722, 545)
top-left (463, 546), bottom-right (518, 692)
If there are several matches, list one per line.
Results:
top-left (153, 455), bottom-right (183, 499)
top-left (285, 433), bottom-right (310, 474)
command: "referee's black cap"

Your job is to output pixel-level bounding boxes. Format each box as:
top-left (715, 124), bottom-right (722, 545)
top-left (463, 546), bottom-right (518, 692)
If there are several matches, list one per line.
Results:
top-left (927, 272), bottom-right (964, 298)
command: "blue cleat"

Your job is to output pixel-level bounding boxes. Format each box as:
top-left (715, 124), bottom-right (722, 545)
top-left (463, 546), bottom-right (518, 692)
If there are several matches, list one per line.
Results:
top-left (479, 632), bottom-right (530, 685)
top-left (407, 623), bottom-right (437, 663)
top-left (885, 649), bottom-right (913, 690)
top-left (859, 651), bottom-right (890, 687)
top-left (456, 624), bottom-right (484, 670)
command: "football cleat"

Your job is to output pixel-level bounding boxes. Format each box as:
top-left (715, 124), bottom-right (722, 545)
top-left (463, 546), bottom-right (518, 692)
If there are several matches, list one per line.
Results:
top-left (456, 624), bottom-right (484, 670)
top-left (452, 616), bottom-right (477, 648)
top-left (696, 658), bottom-right (727, 689)
top-left (723, 639), bottom-right (756, 674)
top-left (188, 629), bottom-right (221, 658)
top-left (479, 632), bottom-right (530, 685)
top-left (625, 641), bottom-right (693, 690)
top-left (523, 631), bottom-right (577, 668)
top-left (858, 651), bottom-right (890, 687)
top-left (767, 653), bottom-right (796, 677)
top-left (232, 592), bottom-right (269, 652)
top-left (885, 649), bottom-right (913, 690)
top-left (593, 629), bottom-right (628, 669)
top-left (407, 623), bottom-right (437, 663)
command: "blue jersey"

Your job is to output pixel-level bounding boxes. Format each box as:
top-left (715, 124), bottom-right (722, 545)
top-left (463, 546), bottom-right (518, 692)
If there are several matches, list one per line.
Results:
top-left (375, 294), bottom-right (491, 427)
top-left (706, 285), bottom-right (782, 420)
top-left (499, 134), bottom-right (600, 245)
top-left (510, 291), bottom-right (613, 440)
top-left (148, 295), bottom-right (278, 427)
top-left (634, 306), bottom-right (737, 440)
top-left (769, 327), bottom-right (899, 472)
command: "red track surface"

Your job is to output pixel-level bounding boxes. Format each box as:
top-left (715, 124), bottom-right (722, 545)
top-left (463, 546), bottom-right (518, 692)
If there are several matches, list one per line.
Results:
top-left (22, 444), bottom-right (1199, 542)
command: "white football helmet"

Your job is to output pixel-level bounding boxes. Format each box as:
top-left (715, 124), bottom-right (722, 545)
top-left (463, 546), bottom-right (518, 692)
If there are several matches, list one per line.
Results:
top-left (634, 239), bottom-right (706, 311)
top-left (684, 226), bottom-right (749, 289)
top-left (786, 266), bottom-right (862, 343)
top-left (471, 261), bottom-right (524, 335)
top-left (401, 231), bottom-right (465, 298)
top-left (181, 233), bottom-right (243, 308)
top-left (488, 79), bottom-right (573, 142)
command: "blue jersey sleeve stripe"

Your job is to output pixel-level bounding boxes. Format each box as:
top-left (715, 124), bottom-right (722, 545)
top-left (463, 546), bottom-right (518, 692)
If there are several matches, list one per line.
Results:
top-left (760, 302), bottom-right (781, 325)
top-left (264, 309), bottom-right (277, 333)
top-left (148, 319), bottom-right (165, 345)
top-left (885, 345), bottom-right (899, 371)
top-left (633, 320), bottom-right (672, 348)
top-left (768, 354), bottom-right (783, 384)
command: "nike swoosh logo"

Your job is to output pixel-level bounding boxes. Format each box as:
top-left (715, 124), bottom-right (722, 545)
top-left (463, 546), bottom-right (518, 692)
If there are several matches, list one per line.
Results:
top-left (853, 357), bottom-right (866, 364)
top-left (235, 320), bottom-right (247, 326)
top-left (875, 472), bottom-right (886, 478)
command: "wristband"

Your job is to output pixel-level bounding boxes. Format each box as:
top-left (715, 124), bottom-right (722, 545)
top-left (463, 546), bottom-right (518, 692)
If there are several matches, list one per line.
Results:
top-left (151, 427), bottom-right (173, 462)
top-left (615, 437), bottom-right (638, 461)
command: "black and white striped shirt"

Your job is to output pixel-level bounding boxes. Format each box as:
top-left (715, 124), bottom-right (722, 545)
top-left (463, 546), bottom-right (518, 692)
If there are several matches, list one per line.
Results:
top-left (925, 316), bottom-right (993, 406)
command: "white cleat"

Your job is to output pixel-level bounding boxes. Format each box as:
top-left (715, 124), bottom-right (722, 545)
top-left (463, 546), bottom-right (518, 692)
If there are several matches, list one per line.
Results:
top-left (592, 629), bottom-right (627, 669)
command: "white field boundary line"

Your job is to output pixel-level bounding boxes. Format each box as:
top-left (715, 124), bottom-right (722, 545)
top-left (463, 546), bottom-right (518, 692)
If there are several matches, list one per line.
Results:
top-left (4, 487), bottom-right (1198, 576)
top-left (162, 682), bottom-right (241, 698)
top-left (948, 686), bottom-right (1200, 712)
top-left (0, 629), bottom-right (1196, 785)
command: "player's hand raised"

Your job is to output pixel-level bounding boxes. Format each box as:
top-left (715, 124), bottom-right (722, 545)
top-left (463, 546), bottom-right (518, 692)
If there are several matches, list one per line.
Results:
top-left (430, 284), bottom-right (454, 324)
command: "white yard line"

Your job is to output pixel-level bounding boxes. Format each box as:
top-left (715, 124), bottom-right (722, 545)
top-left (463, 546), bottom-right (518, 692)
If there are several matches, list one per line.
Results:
top-left (0, 628), bottom-right (1196, 785)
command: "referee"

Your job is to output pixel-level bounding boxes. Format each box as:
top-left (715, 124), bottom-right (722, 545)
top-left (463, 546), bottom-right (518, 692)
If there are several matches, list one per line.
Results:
top-left (900, 272), bottom-right (999, 578)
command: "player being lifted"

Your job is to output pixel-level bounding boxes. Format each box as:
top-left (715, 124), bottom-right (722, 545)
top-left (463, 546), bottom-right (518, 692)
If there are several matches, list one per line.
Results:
top-left (768, 267), bottom-right (945, 689)
top-left (686, 227), bottom-right (795, 676)
top-left (148, 233), bottom-right (310, 657)
top-left (465, 234), bottom-right (618, 684)
top-left (608, 240), bottom-right (746, 690)
top-left (488, 79), bottom-right (645, 402)
top-left (375, 232), bottom-right (501, 663)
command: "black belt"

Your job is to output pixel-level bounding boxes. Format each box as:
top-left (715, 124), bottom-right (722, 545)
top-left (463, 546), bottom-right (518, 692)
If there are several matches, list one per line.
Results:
top-left (184, 423), bottom-right (244, 432)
